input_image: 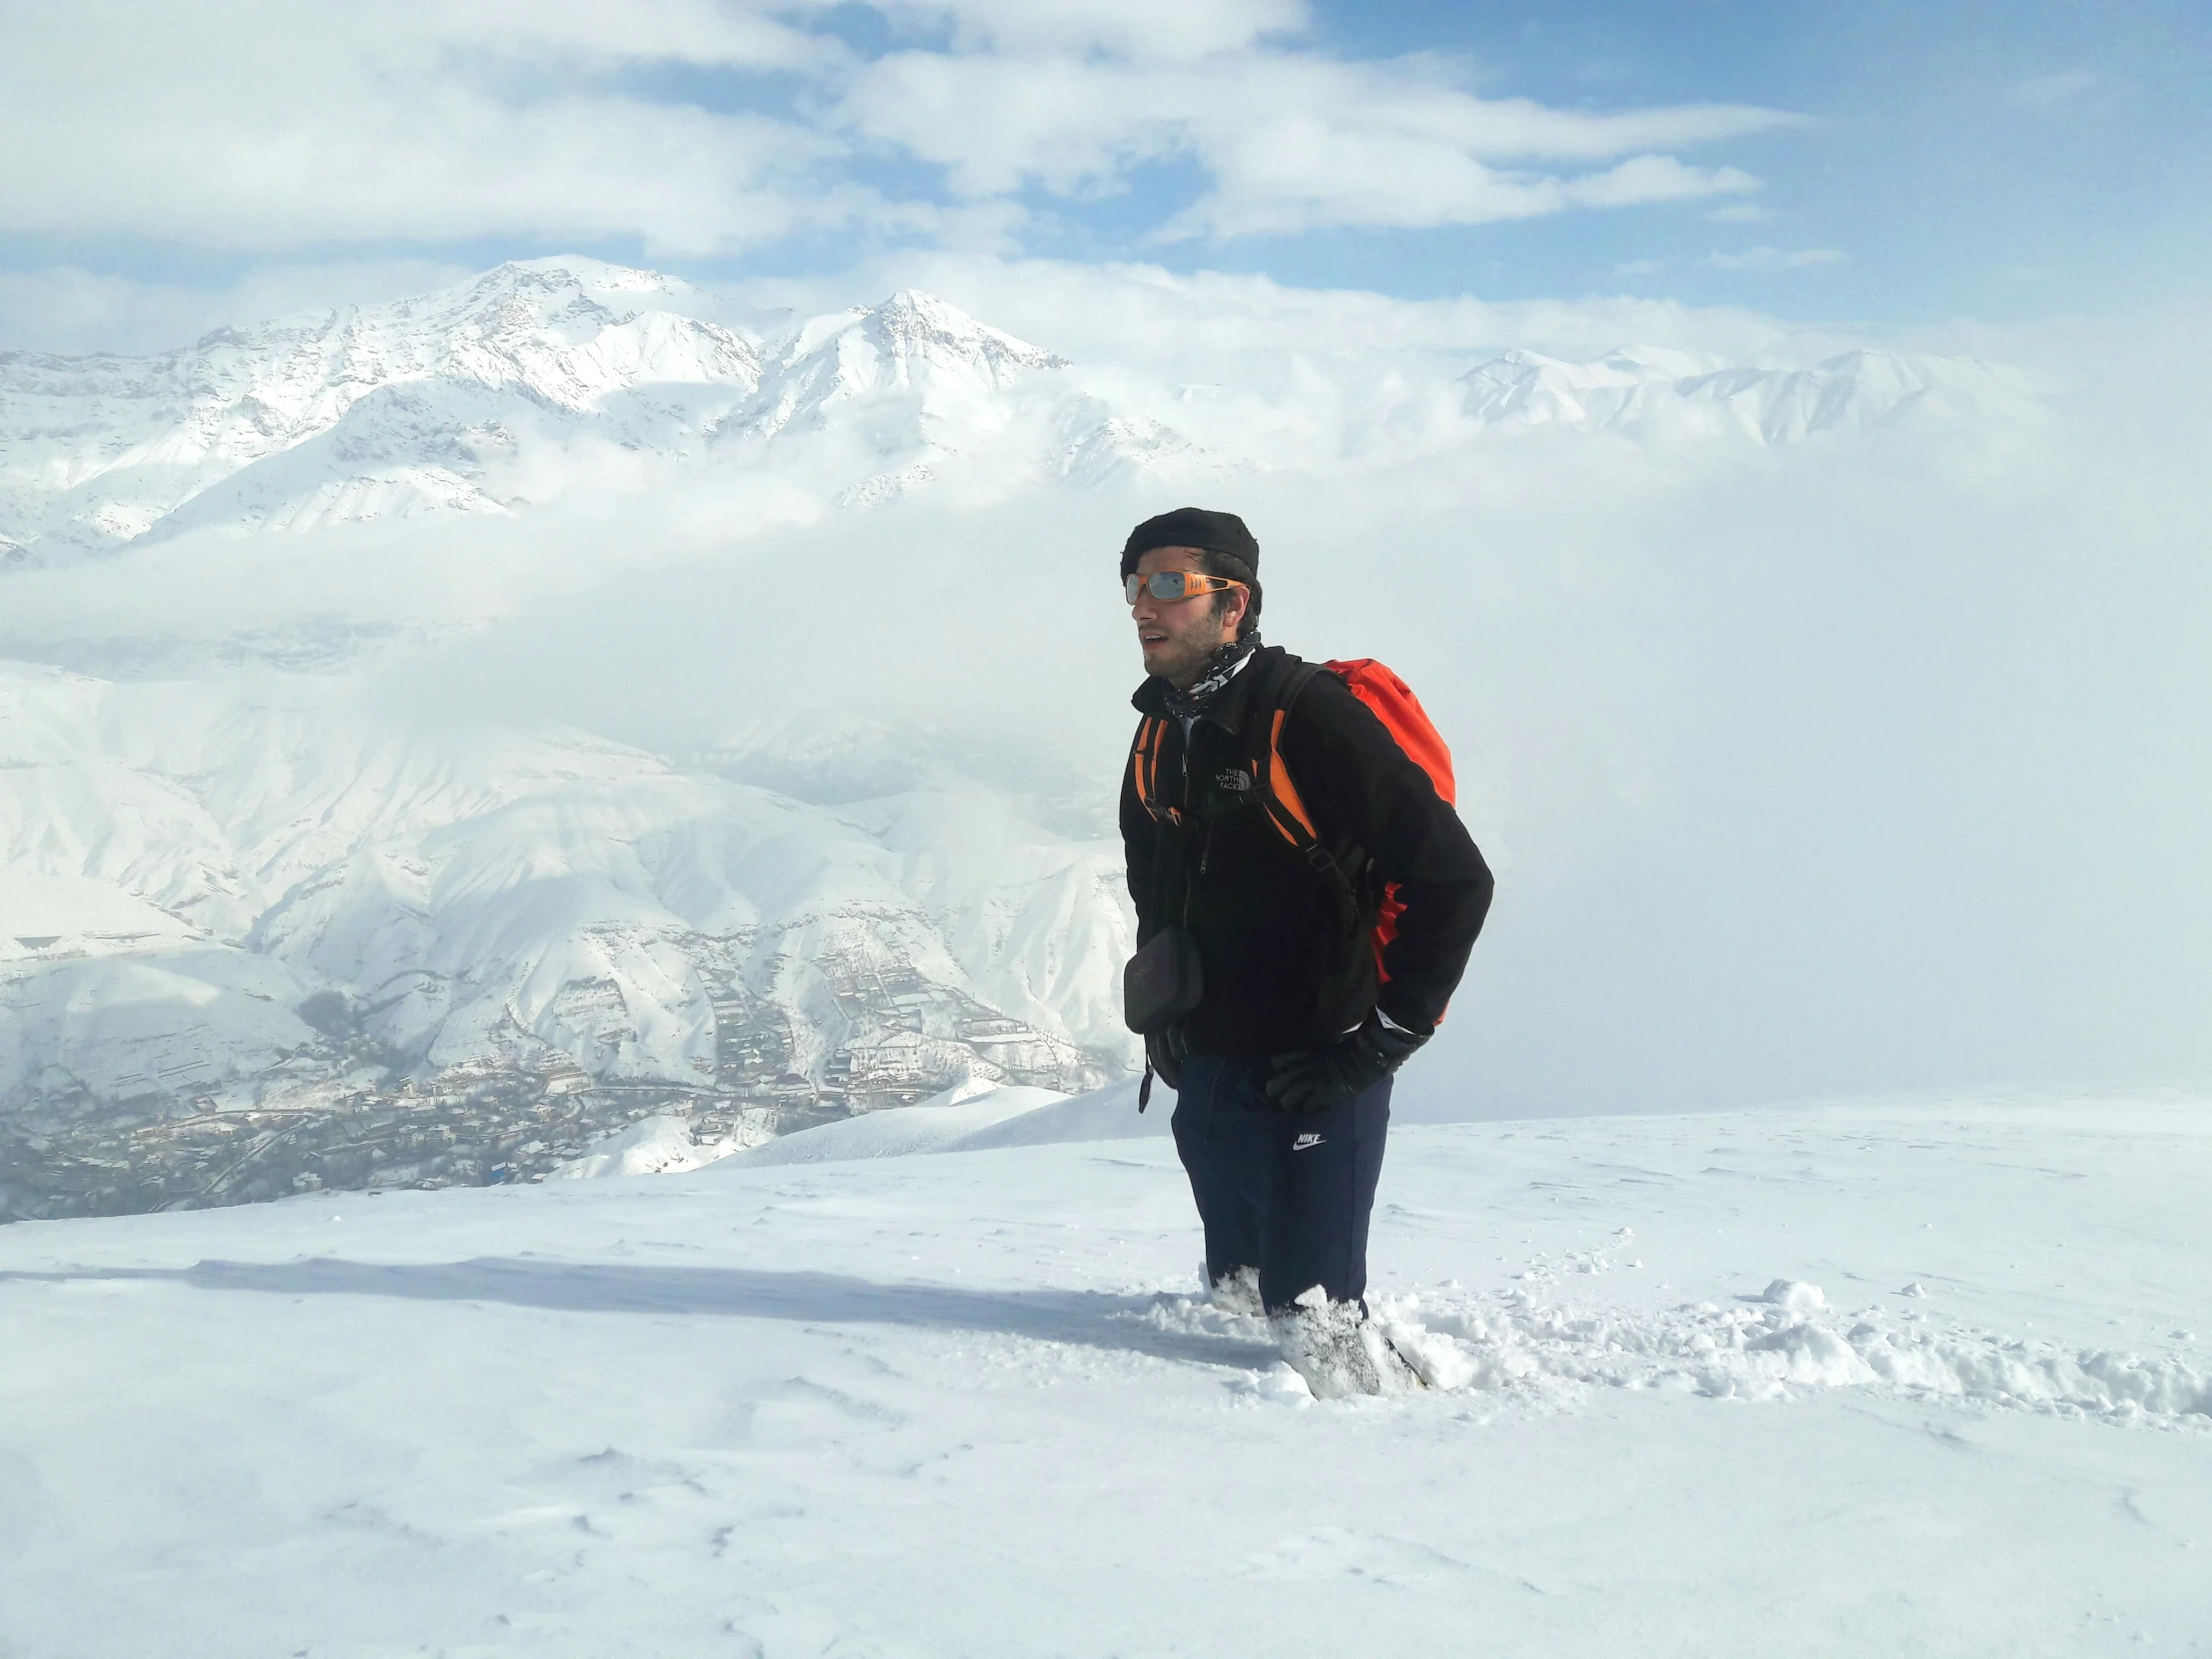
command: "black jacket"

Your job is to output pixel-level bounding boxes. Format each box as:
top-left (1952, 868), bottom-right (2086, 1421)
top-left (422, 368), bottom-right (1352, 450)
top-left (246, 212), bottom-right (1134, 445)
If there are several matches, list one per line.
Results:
top-left (1120, 647), bottom-right (1493, 1062)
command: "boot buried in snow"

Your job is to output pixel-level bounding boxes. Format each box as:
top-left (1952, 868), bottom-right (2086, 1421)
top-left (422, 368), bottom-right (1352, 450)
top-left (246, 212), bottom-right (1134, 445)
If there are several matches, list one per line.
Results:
top-left (1270, 1286), bottom-right (1425, 1399)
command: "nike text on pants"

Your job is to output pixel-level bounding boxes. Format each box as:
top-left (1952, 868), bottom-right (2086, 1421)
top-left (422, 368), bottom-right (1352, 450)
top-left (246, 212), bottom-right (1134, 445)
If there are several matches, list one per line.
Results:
top-left (1168, 1054), bottom-right (1391, 1314)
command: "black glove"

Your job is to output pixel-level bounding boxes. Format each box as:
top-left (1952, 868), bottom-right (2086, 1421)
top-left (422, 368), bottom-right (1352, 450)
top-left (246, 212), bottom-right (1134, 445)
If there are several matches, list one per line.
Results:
top-left (1265, 1011), bottom-right (1427, 1113)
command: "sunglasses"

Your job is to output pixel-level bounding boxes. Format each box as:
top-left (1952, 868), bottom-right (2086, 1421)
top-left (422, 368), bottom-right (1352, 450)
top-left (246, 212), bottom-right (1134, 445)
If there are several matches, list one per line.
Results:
top-left (1124, 571), bottom-right (1247, 606)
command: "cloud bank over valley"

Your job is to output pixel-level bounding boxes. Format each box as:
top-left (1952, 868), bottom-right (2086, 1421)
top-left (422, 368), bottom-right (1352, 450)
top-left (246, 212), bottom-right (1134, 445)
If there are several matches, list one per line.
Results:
top-left (1, 252), bottom-right (2205, 1217)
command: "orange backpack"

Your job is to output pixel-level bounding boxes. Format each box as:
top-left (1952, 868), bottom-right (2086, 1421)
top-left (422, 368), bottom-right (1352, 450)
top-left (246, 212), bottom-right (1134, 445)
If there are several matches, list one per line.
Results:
top-left (1130, 655), bottom-right (1455, 982)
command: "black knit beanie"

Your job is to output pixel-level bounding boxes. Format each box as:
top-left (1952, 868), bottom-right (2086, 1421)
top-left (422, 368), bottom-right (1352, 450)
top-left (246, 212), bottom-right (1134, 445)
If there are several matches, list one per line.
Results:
top-left (1119, 507), bottom-right (1260, 577)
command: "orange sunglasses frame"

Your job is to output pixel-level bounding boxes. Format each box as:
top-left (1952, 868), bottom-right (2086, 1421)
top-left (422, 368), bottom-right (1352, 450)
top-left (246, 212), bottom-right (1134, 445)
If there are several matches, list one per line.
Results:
top-left (1124, 571), bottom-right (1248, 605)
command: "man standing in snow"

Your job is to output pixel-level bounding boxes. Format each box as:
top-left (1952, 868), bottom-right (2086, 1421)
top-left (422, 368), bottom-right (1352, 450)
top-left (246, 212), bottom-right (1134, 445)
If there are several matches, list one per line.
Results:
top-left (1119, 507), bottom-right (1493, 1396)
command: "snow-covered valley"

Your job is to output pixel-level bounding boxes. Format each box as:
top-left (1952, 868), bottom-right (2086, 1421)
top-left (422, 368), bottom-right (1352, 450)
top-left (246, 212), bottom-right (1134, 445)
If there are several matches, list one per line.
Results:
top-left (2, 1092), bottom-right (2205, 1654)
top-left (1, 252), bottom-right (2182, 1229)
top-left (0, 664), bottom-right (1133, 1217)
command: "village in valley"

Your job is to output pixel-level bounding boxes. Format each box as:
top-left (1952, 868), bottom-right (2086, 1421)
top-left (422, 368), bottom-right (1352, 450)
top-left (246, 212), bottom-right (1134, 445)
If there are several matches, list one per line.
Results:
top-left (0, 928), bottom-right (1111, 1220)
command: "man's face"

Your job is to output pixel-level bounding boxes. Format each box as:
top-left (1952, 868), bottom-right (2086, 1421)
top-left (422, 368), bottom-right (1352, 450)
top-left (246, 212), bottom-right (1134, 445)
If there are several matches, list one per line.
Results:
top-left (1131, 545), bottom-right (1245, 688)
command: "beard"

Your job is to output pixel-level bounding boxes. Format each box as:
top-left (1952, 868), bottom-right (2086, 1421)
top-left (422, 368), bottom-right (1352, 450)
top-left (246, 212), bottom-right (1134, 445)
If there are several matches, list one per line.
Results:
top-left (1141, 605), bottom-right (1237, 688)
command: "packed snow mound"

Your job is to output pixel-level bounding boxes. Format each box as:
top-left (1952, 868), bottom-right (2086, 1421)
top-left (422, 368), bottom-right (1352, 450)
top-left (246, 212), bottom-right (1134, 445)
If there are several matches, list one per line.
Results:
top-left (720, 1081), bottom-right (1073, 1167)
top-left (1133, 1280), bottom-right (2212, 1420)
top-left (1761, 1277), bottom-right (1828, 1312)
top-left (707, 1075), bottom-right (1169, 1166)
top-left (1460, 345), bottom-right (2034, 443)
top-left (1362, 1287), bottom-right (2211, 1417)
top-left (945, 1076), bottom-right (1166, 1150)
top-left (551, 1115), bottom-right (739, 1180)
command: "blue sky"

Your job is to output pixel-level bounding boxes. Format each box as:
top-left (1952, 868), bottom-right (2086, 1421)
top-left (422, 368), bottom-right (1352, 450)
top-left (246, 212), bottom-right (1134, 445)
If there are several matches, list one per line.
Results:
top-left (0, 0), bottom-right (2201, 349)
top-left (1280, 0), bottom-right (2210, 319)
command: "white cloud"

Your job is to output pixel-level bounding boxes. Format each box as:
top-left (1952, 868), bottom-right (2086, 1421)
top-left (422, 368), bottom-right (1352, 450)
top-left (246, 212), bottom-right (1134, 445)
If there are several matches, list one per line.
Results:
top-left (2008, 69), bottom-right (2099, 110)
top-left (0, 260), bottom-right (479, 355)
top-left (856, 0), bottom-right (1308, 58)
top-left (1165, 153), bottom-right (1759, 241)
top-left (1706, 202), bottom-right (1771, 224)
top-left (0, 2), bottom-right (1801, 256)
top-left (732, 251), bottom-right (1852, 385)
top-left (0, 2), bottom-right (882, 255)
top-left (839, 51), bottom-right (1785, 238)
top-left (1703, 246), bottom-right (1845, 273)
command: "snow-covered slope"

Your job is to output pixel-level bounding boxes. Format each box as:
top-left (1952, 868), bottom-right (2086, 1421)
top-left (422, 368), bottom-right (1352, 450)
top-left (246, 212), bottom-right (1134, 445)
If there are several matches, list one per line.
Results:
top-left (718, 1078), bottom-right (1075, 1166)
top-left (0, 663), bottom-right (1135, 1217)
top-left (0, 261), bottom-right (1215, 561)
top-left (1, 1096), bottom-right (2204, 1654)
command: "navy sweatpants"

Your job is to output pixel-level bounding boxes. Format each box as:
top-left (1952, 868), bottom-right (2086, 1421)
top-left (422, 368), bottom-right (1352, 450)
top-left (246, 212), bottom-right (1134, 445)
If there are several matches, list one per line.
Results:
top-left (1168, 1054), bottom-right (1391, 1314)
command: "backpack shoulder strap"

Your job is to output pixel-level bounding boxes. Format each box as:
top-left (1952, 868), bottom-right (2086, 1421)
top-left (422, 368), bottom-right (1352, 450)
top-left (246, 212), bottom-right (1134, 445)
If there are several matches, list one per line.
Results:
top-left (1243, 657), bottom-right (1354, 891)
top-left (1128, 713), bottom-right (1177, 825)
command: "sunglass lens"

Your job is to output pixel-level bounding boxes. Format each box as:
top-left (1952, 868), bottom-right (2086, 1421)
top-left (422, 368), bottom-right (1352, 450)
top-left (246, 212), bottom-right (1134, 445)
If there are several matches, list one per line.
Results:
top-left (1125, 571), bottom-right (1205, 602)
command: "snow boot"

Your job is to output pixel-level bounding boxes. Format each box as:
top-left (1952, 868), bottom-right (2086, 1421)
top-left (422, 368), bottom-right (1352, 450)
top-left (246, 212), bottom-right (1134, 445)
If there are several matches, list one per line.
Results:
top-left (1270, 1286), bottom-right (1423, 1398)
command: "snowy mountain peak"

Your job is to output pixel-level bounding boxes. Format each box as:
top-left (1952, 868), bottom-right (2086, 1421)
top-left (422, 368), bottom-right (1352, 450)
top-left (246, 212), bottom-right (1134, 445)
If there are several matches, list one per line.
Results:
top-left (0, 268), bottom-right (1160, 561)
top-left (0, 264), bottom-right (2032, 566)
top-left (870, 288), bottom-right (1067, 376)
top-left (775, 289), bottom-right (1065, 390)
top-left (174, 258), bottom-right (758, 398)
top-left (0, 258), bottom-right (780, 558)
top-left (496, 255), bottom-right (705, 297)
top-left (737, 289), bottom-right (1070, 448)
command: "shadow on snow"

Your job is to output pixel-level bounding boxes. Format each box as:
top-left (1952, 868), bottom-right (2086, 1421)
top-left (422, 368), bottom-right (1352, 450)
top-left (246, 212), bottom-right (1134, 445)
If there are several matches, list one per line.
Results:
top-left (3, 1257), bottom-right (1275, 1369)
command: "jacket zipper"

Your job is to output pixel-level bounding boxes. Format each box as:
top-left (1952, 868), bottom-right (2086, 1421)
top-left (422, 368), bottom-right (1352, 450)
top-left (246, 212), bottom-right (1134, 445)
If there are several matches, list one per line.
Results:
top-left (1186, 730), bottom-right (1221, 878)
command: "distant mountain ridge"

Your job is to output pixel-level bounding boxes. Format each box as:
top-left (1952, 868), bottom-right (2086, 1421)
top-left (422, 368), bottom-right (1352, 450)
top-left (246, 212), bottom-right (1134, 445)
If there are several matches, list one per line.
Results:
top-left (0, 259), bottom-right (1195, 562)
top-left (1458, 345), bottom-right (2033, 443)
top-left (0, 259), bottom-right (2032, 565)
